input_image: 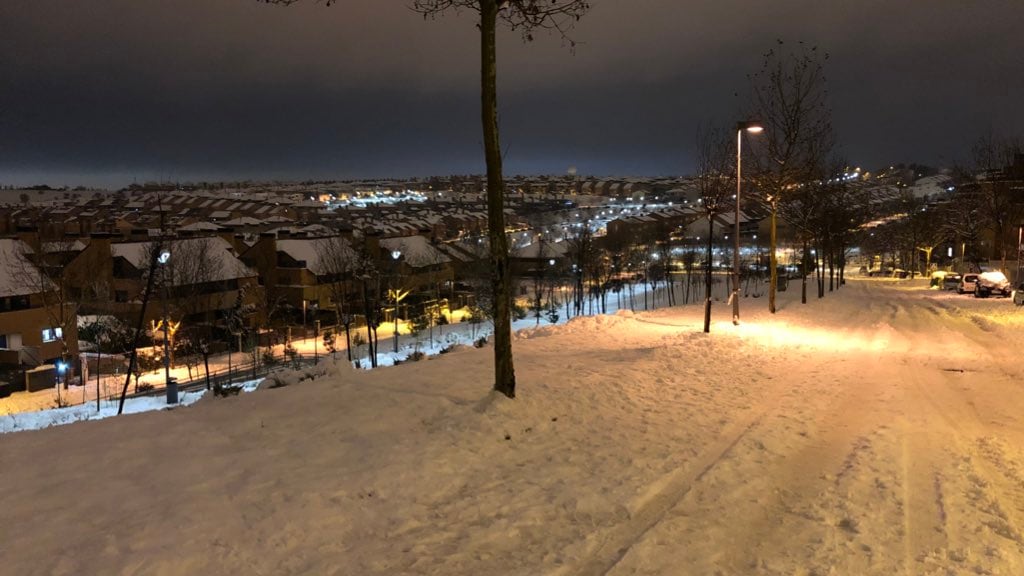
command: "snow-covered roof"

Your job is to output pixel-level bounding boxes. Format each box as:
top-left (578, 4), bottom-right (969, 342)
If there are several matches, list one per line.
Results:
top-left (511, 241), bottom-right (568, 260)
top-left (179, 221), bottom-right (224, 232)
top-left (0, 239), bottom-right (52, 297)
top-left (380, 235), bottom-right (450, 266)
top-left (41, 240), bottom-right (87, 253)
top-left (221, 216), bottom-right (264, 227)
top-left (276, 237), bottom-right (356, 275)
top-left (110, 237), bottom-right (254, 283)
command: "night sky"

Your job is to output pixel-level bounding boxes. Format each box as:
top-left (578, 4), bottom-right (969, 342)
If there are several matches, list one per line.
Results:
top-left (2, 0), bottom-right (1022, 188)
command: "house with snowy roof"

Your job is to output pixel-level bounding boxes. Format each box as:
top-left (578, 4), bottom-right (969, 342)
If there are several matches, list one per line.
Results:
top-left (0, 238), bottom-right (80, 394)
top-left (65, 235), bottom-right (260, 336)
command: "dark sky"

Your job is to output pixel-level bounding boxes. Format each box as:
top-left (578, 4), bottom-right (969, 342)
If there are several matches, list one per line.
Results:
top-left (2, 0), bottom-right (1022, 188)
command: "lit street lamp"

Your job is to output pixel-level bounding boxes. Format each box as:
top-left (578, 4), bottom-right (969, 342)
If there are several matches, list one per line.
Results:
top-left (158, 249), bottom-right (177, 404)
top-left (314, 320), bottom-right (320, 365)
top-left (733, 120), bottom-right (763, 325)
top-left (389, 250), bottom-right (409, 354)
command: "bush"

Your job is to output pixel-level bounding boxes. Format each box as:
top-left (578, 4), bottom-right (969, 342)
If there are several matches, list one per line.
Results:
top-left (409, 351), bottom-right (426, 362)
top-left (53, 392), bottom-right (72, 408)
top-left (473, 336), bottom-right (488, 348)
top-left (213, 382), bottom-right (242, 397)
top-left (137, 382), bottom-right (155, 392)
top-left (262, 350), bottom-right (278, 366)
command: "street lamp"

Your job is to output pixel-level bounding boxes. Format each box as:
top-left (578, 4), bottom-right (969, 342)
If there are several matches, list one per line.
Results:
top-left (733, 120), bottom-right (763, 325)
top-left (158, 249), bottom-right (177, 404)
top-left (390, 250), bottom-right (407, 354)
top-left (314, 320), bottom-right (320, 365)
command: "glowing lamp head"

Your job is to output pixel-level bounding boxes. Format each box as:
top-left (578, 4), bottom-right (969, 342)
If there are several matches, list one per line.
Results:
top-left (158, 251), bottom-right (171, 265)
top-left (738, 120), bottom-right (764, 134)
top-left (391, 250), bottom-right (401, 260)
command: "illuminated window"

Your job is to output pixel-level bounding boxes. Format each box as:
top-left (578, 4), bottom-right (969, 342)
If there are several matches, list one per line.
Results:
top-left (41, 327), bottom-right (63, 343)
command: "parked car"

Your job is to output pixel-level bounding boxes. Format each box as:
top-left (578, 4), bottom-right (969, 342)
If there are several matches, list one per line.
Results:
top-left (974, 271), bottom-right (1012, 298)
top-left (957, 273), bottom-right (979, 294)
top-left (942, 273), bottom-right (962, 291)
top-left (1013, 283), bottom-right (1024, 306)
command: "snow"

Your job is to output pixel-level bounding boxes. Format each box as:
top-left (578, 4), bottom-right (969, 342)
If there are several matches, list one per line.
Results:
top-left (380, 234), bottom-right (451, 266)
top-left (0, 379), bottom-right (264, 434)
top-left (110, 236), bottom-right (254, 282)
top-left (3, 278), bottom-right (1024, 575)
top-left (0, 238), bottom-right (51, 296)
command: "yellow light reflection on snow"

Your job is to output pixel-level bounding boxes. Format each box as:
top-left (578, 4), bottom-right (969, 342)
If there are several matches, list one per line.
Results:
top-left (733, 321), bottom-right (893, 353)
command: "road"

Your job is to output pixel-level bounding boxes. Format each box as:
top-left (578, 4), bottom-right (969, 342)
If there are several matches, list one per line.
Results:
top-left (578, 280), bottom-right (1024, 575)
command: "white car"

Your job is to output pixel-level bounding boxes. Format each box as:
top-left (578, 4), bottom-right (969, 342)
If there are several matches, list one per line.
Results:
top-left (974, 271), bottom-right (1011, 298)
top-left (957, 273), bottom-right (979, 294)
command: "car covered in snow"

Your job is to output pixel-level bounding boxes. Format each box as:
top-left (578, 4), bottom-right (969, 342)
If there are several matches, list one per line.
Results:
top-left (974, 271), bottom-right (1011, 298)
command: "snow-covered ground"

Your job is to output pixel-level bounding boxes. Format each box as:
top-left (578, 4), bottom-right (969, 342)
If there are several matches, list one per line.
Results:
top-left (2, 277), bottom-right (1024, 575)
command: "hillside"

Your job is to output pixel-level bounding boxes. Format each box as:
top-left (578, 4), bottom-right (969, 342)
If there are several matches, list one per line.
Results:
top-left (3, 279), bottom-right (1024, 575)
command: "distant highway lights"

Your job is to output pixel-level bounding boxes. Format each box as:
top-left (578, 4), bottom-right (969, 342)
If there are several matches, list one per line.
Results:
top-left (733, 120), bottom-right (763, 326)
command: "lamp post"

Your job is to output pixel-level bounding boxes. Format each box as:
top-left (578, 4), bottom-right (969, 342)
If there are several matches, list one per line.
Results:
top-left (314, 320), bottom-right (320, 365)
top-left (733, 120), bottom-right (763, 325)
top-left (158, 249), bottom-right (177, 404)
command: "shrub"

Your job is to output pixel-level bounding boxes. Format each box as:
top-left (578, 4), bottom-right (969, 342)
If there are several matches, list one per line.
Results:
top-left (409, 351), bottom-right (426, 362)
top-left (262, 350), bottom-right (278, 366)
top-left (53, 392), bottom-right (72, 409)
top-left (473, 336), bottom-right (488, 348)
top-left (213, 382), bottom-right (242, 397)
top-left (137, 382), bottom-right (155, 392)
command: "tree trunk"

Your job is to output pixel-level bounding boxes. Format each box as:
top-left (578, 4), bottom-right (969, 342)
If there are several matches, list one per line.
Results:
top-left (480, 0), bottom-right (516, 399)
top-left (704, 218), bottom-right (714, 333)
top-left (801, 239), bottom-right (808, 304)
top-left (118, 241), bottom-right (163, 415)
top-left (203, 352), bottom-right (211, 391)
top-left (768, 205), bottom-right (778, 314)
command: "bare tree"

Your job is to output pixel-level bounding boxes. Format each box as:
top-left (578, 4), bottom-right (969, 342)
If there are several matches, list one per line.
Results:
top-left (964, 135), bottom-right (1024, 271)
top-left (564, 222), bottom-right (597, 317)
top-left (747, 41), bottom-right (835, 313)
top-left (314, 235), bottom-right (358, 360)
top-left (260, 0), bottom-right (590, 399)
top-left (694, 125), bottom-right (735, 333)
top-left (6, 232), bottom-right (83, 386)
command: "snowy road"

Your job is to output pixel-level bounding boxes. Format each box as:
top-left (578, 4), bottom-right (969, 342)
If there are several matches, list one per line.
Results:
top-left (2, 278), bottom-right (1023, 575)
top-left (586, 281), bottom-right (1024, 575)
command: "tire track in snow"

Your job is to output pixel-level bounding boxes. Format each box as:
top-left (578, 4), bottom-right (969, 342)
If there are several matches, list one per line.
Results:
top-left (565, 399), bottom-right (780, 576)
